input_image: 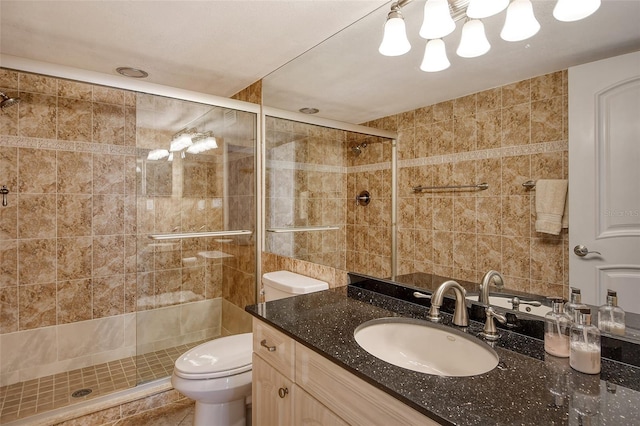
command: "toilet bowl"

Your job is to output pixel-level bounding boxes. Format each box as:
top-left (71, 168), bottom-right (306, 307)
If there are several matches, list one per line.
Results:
top-left (171, 333), bottom-right (253, 426)
top-left (172, 271), bottom-right (328, 426)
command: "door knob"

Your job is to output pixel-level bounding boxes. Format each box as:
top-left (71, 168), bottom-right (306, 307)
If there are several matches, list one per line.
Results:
top-left (574, 245), bottom-right (601, 257)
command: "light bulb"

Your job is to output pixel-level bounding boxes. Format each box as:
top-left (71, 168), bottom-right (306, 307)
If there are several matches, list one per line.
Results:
top-left (501, 0), bottom-right (540, 42)
top-left (553, 0), bottom-right (601, 22)
top-left (419, 0), bottom-right (455, 40)
top-left (420, 39), bottom-right (450, 73)
top-left (457, 19), bottom-right (491, 58)
top-left (379, 12), bottom-right (411, 56)
top-left (466, 0), bottom-right (509, 19)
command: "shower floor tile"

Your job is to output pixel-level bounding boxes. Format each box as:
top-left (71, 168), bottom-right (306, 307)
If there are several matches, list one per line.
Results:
top-left (0, 340), bottom-right (205, 424)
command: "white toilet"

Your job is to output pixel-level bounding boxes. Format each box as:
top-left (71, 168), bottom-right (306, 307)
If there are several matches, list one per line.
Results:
top-left (171, 270), bottom-right (329, 426)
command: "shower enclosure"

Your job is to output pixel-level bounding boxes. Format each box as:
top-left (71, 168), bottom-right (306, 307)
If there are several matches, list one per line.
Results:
top-left (134, 93), bottom-right (257, 384)
top-left (0, 66), bottom-right (257, 424)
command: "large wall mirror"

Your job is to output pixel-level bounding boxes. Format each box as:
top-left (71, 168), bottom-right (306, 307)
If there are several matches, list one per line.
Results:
top-left (261, 1), bottom-right (640, 336)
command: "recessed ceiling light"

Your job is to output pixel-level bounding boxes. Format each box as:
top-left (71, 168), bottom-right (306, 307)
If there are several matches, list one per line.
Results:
top-left (299, 107), bottom-right (319, 114)
top-left (116, 67), bottom-right (149, 78)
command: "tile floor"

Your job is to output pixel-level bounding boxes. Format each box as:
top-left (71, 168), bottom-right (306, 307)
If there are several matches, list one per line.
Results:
top-left (0, 340), bottom-right (205, 424)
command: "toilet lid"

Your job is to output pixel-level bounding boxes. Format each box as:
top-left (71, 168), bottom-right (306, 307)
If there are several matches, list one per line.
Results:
top-left (173, 333), bottom-right (253, 380)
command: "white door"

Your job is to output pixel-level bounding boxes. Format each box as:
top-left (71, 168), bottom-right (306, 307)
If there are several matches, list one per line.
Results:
top-left (569, 51), bottom-right (640, 315)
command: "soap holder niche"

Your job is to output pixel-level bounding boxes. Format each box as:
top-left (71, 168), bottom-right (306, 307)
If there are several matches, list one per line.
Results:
top-left (355, 190), bottom-right (371, 206)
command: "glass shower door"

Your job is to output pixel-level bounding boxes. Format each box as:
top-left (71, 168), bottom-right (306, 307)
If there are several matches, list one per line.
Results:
top-left (134, 94), bottom-right (256, 384)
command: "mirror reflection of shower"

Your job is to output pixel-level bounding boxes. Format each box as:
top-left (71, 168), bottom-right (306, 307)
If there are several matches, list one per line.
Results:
top-left (351, 142), bottom-right (367, 155)
top-left (0, 92), bottom-right (20, 110)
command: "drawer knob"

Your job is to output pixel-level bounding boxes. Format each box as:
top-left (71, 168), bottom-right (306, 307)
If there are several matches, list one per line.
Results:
top-left (260, 339), bottom-right (276, 352)
top-left (278, 387), bottom-right (289, 398)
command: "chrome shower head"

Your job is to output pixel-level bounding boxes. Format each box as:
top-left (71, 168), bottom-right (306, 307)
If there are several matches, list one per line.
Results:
top-left (0, 92), bottom-right (20, 110)
top-left (351, 143), bottom-right (368, 155)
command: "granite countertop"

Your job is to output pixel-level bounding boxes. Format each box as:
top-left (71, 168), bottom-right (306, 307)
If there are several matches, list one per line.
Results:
top-left (246, 279), bottom-right (640, 426)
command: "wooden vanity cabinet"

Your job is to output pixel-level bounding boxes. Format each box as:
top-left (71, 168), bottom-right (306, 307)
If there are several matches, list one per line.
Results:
top-left (252, 319), bottom-right (437, 426)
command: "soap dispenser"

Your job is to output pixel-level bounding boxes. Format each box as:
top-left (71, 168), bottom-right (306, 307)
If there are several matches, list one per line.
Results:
top-left (564, 287), bottom-right (588, 323)
top-left (598, 289), bottom-right (625, 336)
top-left (544, 297), bottom-right (571, 358)
top-left (570, 308), bottom-right (601, 375)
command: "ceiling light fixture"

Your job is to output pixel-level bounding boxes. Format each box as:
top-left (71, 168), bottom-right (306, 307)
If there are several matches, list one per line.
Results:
top-left (456, 19), bottom-right (490, 58)
top-left (116, 67), bottom-right (149, 78)
top-left (419, 0), bottom-right (456, 40)
top-left (500, 0), bottom-right (540, 42)
top-left (553, 0), bottom-right (601, 22)
top-left (420, 39), bottom-right (450, 72)
top-left (379, 4), bottom-right (411, 56)
top-left (379, 0), bottom-right (601, 72)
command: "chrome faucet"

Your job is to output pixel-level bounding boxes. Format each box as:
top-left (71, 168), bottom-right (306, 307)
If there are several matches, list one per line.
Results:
top-left (428, 280), bottom-right (469, 327)
top-left (479, 270), bottom-right (505, 305)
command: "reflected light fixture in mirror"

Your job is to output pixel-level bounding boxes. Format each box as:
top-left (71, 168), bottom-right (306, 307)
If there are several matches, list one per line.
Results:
top-left (170, 128), bottom-right (195, 152)
top-left (379, 0), bottom-right (601, 71)
top-left (147, 148), bottom-right (169, 161)
top-left (456, 19), bottom-right (490, 58)
top-left (420, 39), bottom-right (450, 72)
top-left (186, 131), bottom-right (218, 154)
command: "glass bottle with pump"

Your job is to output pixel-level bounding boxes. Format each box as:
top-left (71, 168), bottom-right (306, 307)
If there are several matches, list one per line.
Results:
top-left (570, 308), bottom-right (601, 375)
top-left (598, 289), bottom-right (625, 336)
top-left (565, 287), bottom-right (588, 322)
top-left (545, 297), bottom-right (571, 357)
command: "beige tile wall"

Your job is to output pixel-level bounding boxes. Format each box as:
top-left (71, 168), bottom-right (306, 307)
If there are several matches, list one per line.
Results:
top-left (364, 70), bottom-right (569, 298)
top-left (0, 69), bottom-right (138, 339)
top-left (345, 134), bottom-right (394, 278)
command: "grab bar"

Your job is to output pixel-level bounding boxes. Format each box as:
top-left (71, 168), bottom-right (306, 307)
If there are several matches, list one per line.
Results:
top-left (267, 226), bottom-right (340, 233)
top-left (148, 230), bottom-right (252, 240)
top-left (413, 182), bottom-right (488, 193)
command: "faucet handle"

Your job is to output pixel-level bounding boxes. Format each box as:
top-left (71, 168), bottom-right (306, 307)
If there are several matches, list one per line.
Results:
top-left (508, 296), bottom-right (542, 311)
top-left (481, 306), bottom-right (507, 341)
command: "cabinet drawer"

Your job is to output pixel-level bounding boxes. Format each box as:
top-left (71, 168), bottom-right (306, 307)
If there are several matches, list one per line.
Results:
top-left (296, 344), bottom-right (438, 426)
top-left (252, 319), bottom-right (295, 379)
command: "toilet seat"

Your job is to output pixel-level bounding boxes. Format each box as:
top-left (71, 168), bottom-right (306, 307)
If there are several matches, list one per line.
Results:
top-left (174, 333), bottom-right (252, 380)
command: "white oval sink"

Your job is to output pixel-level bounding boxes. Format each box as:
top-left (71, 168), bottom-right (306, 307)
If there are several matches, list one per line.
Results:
top-left (354, 317), bottom-right (499, 377)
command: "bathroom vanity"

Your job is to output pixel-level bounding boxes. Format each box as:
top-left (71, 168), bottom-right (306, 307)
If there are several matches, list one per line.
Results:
top-left (246, 275), bottom-right (640, 425)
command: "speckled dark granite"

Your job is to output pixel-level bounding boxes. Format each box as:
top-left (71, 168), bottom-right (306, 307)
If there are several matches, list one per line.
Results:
top-left (246, 279), bottom-right (640, 426)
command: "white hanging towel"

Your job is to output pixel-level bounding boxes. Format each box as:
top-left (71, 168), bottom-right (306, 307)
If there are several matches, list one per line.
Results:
top-left (535, 179), bottom-right (568, 235)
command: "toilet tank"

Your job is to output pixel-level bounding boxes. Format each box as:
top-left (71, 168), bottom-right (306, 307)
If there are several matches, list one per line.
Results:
top-left (262, 271), bottom-right (329, 301)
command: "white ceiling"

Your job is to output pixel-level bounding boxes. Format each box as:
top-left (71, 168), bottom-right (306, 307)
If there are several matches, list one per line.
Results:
top-left (1, 1), bottom-right (640, 125)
